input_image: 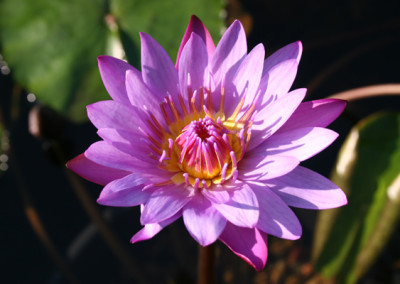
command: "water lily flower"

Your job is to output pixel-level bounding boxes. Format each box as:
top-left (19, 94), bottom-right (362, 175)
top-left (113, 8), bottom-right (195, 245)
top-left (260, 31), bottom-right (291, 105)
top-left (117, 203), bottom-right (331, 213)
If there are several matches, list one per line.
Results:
top-left (67, 16), bottom-right (347, 270)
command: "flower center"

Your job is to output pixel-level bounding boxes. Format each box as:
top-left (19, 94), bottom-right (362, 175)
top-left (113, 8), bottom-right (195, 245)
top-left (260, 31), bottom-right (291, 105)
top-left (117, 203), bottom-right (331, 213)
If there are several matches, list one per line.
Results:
top-left (143, 82), bottom-right (256, 189)
top-left (174, 117), bottom-right (231, 180)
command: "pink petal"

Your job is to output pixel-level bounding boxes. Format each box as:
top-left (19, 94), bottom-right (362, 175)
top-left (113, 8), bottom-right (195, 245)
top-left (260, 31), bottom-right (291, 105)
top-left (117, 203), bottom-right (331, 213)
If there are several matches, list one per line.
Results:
top-left (178, 33), bottom-right (209, 109)
top-left (140, 32), bottom-right (179, 98)
top-left (97, 173), bottom-right (149, 207)
top-left (250, 127), bottom-right (339, 161)
top-left (176, 15), bottom-right (215, 67)
top-left (249, 88), bottom-right (307, 150)
top-left (278, 99), bottom-right (347, 132)
top-left (183, 196), bottom-right (227, 246)
top-left (85, 141), bottom-right (151, 172)
top-left (238, 155), bottom-right (299, 181)
top-left (213, 182), bottom-right (259, 228)
top-left (258, 59), bottom-right (299, 108)
top-left (130, 212), bottom-right (181, 243)
top-left (97, 56), bottom-right (135, 104)
top-left (224, 44), bottom-right (265, 116)
top-left (262, 41), bottom-right (302, 77)
top-left (266, 166), bottom-right (347, 209)
top-left (87, 100), bottom-right (144, 133)
top-left (219, 222), bottom-right (268, 271)
top-left (211, 20), bottom-right (247, 87)
top-left (250, 182), bottom-right (302, 240)
top-left (140, 185), bottom-right (193, 224)
top-left (66, 154), bottom-right (129, 185)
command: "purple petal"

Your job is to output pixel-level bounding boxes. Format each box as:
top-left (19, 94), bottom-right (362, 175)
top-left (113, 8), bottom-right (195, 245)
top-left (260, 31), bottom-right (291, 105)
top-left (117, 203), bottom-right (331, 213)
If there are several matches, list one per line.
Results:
top-left (140, 185), bottom-right (193, 224)
top-left (213, 182), bottom-right (259, 228)
top-left (262, 41), bottom-right (302, 77)
top-left (178, 33), bottom-right (209, 109)
top-left (125, 70), bottom-right (168, 131)
top-left (87, 100), bottom-right (143, 133)
top-left (258, 59), bottom-right (299, 108)
top-left (66, 154), bottom-right (129, 185)
top-left (250, 127), bottom-right (339, 162)
top-left (97, 128), bottom-right (155, 163)
top-left (85, 141), bottom-right (151, 172)
top-left (176, 15), bottom-right (215, 67)
top-left (249, 88), bottom-right (307, 150)
top-left (201, 185), bottom-right (231, 204)
top-left (266, 166), bottom-right (347, 209)
top-left (225, 44), bottom-right (265, 116)
top-left (278, 99), bottom-right (347, 132)
top-left (219, 222), bottom-right (268, 271)
top-left (183, 196), bottom-right (227, 246)
top-left (238, 155), bottom-right (299, 181)
top-left (130, 212), bottom-right (181, 243)
top-left (140, 32), bottom-right (179, 98)
top-left (211, 20), bottom-right (247, 87)
top-left (97, 56), bottom-right (134, 104)
top-left (250, 182), bottom-right (302, 240)
top-left (97, 173), bottom-right (149, 207)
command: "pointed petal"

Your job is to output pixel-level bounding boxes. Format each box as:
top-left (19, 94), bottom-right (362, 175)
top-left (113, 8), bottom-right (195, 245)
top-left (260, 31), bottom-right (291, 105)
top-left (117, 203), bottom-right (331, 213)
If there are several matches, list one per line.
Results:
top-left (225, 44), bottom-right (265, 116)
top-left (258, 59), bottom-right (299, 108)
top-left (85, 141), bottom-right (150, 172)
top-left (66, 154), bottom-right (129, 185)
top-left (211, 20), bottom-right (247, 86)
top-left (176, 15), bottom-right (215, 67)
top-left (219, 222), bottom-right (268, 271)
top-left (125, 69), bottom-right (168, 131)
top-left (183, 196), bottom-right (227, 246)
top-left (178, 33), bottom-right (209, 108)
top-left (87, 100), bottom-right (143, 133)
top-left (266, 166), bottom-right (348, 209)
top-left (97, 128), bottom-right (155, 163)
top-left (130, 212), bottom-right (181, 243)
top-left (97, 55), bottom-right (135, 103)
top-left (249, 88), bottom-right (306, 150)
top-left (213, 182), bottom-right (259, 228)
top-left (250, 182), bottom-right (302, 240)
top-left (97, 173), bottom-right (149, 207)
top-left (140, 185), bottom-right (193, 224)
top-left (262, 41), bottom-right (302, 76)
top-left (238, 155), bottom-right (299, 181)
top-left (278, 99), bottom-right (347, 132)
top-left (140, 32), bottom-right (179, 97)
top-left (251, 127), bottom-right (339, 161)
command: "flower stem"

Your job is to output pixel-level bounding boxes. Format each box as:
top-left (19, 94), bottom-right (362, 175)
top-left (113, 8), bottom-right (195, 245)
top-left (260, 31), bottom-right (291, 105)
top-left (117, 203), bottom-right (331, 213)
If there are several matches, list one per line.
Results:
top-left (328, 83), bottom-right (400, 101)
top-left (197, 244), bottom-right (215, 284)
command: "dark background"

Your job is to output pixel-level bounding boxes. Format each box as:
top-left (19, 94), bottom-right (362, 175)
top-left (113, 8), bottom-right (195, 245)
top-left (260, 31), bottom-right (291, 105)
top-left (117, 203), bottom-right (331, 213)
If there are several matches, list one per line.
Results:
top-left (1, 0), bottom-right (400, 283)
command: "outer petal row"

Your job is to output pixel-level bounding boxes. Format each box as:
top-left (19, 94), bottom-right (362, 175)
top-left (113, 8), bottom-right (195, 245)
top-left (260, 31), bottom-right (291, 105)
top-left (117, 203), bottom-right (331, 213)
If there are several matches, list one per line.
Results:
top-left (66, 154), bottom-right (129, 185)
top-left (266, 166), bottom-right (348, 209)
top-left (183, 195), bottom-right (227, 246)
top-left (250, 127), bottom-right (339, 162)
top-left (219, 222), bottom-right (268, 271)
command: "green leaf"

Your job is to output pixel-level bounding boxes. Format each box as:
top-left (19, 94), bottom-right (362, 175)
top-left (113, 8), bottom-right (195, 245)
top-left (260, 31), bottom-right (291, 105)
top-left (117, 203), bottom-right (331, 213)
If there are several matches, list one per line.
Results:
top-left (111, 0), bottom-right (223, 63)
top-left (0, 0), bottom-right (223, 122)
top-left (312, 112), bottom-right (400, 283)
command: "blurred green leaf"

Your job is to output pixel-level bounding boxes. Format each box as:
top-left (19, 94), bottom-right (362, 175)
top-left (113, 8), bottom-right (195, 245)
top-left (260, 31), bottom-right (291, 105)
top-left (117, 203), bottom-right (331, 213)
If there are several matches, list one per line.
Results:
top-left (0, 0), bottom-right (223, 122)
top-left (111, 0), bottom-right (223, 63)
top-left (313, 112), bottom-right (400, 283)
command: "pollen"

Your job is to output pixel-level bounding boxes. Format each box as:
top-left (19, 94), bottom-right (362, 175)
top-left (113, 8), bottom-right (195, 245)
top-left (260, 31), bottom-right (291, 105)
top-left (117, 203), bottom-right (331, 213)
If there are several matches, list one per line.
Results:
top-left (142, 76), bottom-right (254, 189)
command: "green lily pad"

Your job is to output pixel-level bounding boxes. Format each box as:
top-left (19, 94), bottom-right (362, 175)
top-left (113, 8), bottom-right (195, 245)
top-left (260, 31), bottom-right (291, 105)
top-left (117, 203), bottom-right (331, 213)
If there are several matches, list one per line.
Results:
top-left (313, 112), bottom-right (400, 283)
top-left (0, 0), bottom-right (223, 122)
